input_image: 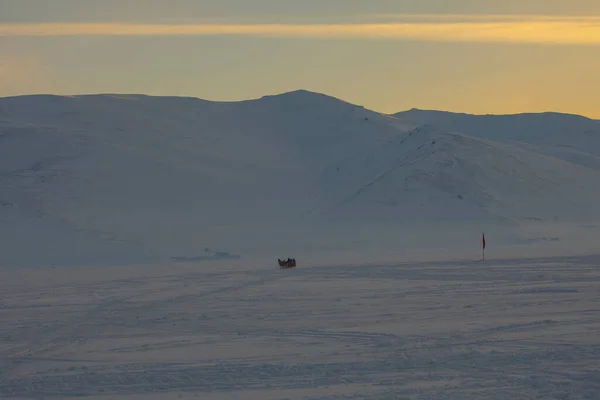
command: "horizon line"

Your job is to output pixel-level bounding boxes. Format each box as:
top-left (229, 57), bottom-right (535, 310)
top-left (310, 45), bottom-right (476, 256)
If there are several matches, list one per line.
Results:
top-left (1, 90), bottom-right (597, 120)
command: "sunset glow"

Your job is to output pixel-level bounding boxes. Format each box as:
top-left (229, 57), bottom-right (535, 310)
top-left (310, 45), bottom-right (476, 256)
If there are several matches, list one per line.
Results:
top-left (1, 1), bottom-right (599, 117)
top-left (2, 17), bottom-right (600, 45)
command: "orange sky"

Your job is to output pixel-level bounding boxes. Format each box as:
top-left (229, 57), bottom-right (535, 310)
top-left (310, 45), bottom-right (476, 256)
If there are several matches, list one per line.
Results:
top-left (1, 1), bottom-right (599, 118)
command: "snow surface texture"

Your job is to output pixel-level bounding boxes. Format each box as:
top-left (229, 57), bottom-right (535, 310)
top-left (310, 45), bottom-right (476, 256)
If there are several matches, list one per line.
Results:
top-left (3, 91), bottom-right (600, 399)
top-left (2, 90), bottom-right (600, 266)
top-left (2, 255), bottom-right (600, 399)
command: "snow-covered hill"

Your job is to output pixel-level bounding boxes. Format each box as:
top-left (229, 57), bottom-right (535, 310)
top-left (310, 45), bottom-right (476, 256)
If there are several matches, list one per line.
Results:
top-left (0, 91), bottom-right (406, 266)
top-left (311, 125), bottom-right (600, 224)
top-left (1, 91), bottom-right (599, 266)
top-left (394, 109), bottom-right (600, 169)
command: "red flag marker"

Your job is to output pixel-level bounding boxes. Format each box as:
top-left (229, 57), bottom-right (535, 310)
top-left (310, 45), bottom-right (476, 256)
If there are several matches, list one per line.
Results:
top-left (482, 232), bottom-right (486, 260)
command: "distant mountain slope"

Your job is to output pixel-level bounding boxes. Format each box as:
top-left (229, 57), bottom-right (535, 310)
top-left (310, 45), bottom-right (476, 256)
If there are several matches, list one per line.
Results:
top-left (311, 125), bottom-right (600, 225)
top-left (1, 90), bottom-right (600, 266)
top-left (0, 91), bottom-right (406, 266)
top-left (393, 109), bottom-right (600, 169)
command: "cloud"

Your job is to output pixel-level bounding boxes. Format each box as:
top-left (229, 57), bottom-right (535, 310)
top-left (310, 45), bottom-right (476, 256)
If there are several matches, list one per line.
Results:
top-left (1, 15), bottom-right (600, 45)
top-left (371, 13), bottom-right (600, 22)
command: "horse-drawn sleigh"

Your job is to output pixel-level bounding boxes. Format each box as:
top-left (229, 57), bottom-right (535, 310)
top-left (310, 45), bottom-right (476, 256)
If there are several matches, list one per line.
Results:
top-left (278, 258), bottom-right (296, 269)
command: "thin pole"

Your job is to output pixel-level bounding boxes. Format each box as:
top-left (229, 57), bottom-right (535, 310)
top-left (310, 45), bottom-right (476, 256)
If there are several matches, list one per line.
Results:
top-left (482, 232), bottom-right (486, 261)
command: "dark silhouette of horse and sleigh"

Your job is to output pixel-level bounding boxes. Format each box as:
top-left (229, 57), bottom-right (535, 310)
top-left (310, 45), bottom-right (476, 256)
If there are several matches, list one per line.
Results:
top-left (278, 258), bottom-right (297, 269)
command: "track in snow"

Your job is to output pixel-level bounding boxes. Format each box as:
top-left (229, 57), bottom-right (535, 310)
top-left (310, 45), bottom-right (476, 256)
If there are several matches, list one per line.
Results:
top-left (1, 255), bottom-right (600, 399)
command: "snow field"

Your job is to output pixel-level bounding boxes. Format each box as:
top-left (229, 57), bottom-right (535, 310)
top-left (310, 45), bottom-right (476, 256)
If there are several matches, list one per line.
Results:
top-left (2, 254), bottom-right (599, 399)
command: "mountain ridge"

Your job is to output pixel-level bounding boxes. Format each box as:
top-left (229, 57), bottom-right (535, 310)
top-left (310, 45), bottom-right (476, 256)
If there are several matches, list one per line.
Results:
top-left (2, 90), bottom-right (600, 266)
top-left (3, 89), bottom-right (597, 120)
top-left (397, 107), bottom-right (598, 120)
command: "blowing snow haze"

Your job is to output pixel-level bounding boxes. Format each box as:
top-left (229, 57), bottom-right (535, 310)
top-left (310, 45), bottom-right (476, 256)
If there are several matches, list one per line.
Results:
top-left (2, 90), bottom-right (600, 267)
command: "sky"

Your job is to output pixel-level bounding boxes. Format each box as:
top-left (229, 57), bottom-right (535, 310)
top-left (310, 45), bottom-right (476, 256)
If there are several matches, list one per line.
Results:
top-left (1, 0), bottom-right (600, 117)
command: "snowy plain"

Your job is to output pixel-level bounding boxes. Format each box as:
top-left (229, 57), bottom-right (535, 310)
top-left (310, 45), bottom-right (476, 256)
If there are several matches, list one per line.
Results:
top-left (2, 252), bottom-right (600, 399)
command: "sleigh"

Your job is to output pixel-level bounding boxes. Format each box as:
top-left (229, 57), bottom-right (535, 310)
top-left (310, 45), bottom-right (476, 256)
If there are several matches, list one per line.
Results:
top-left (278, 258), bottom-right (297, 269)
